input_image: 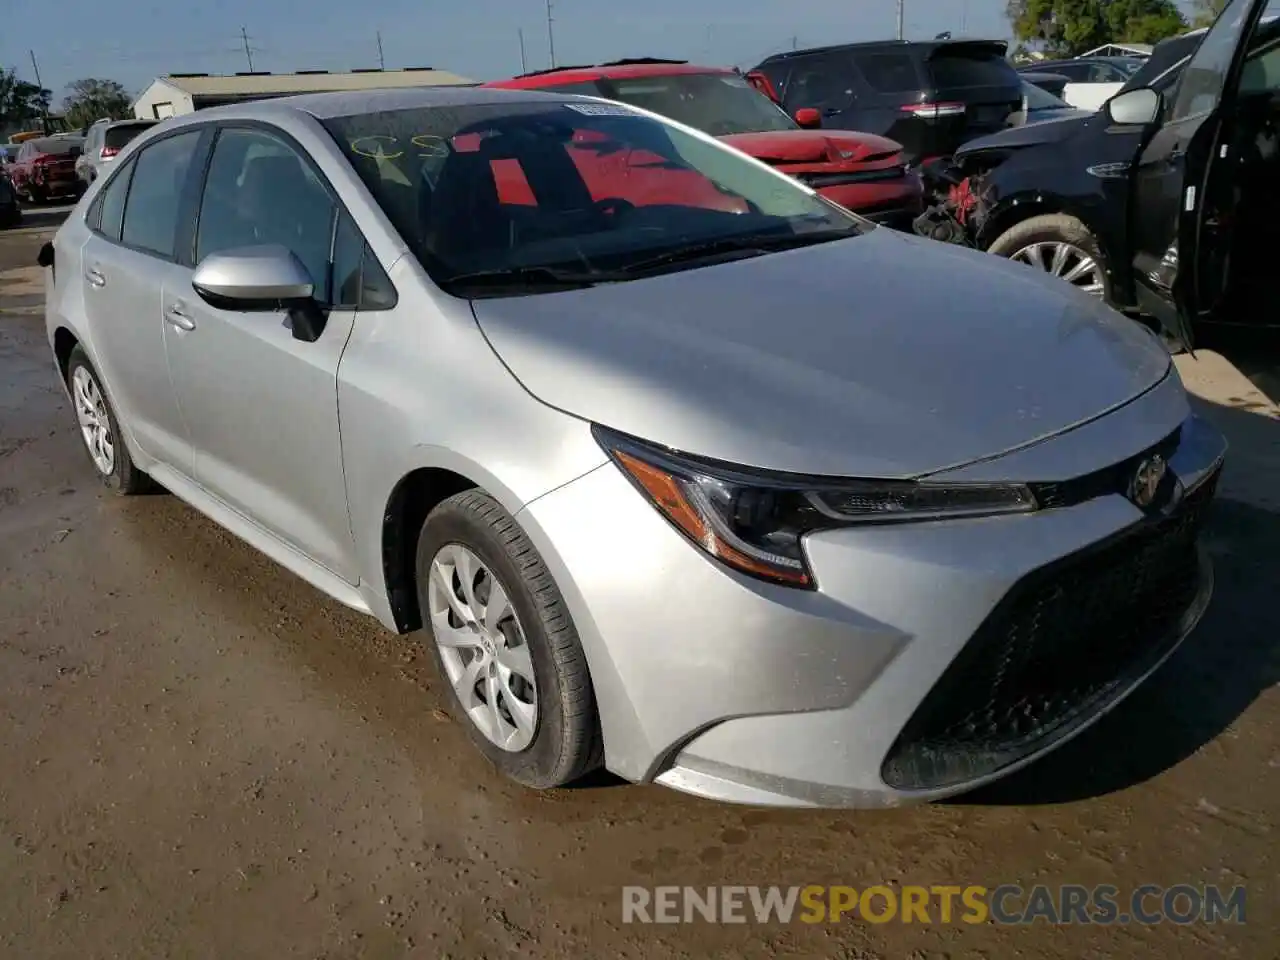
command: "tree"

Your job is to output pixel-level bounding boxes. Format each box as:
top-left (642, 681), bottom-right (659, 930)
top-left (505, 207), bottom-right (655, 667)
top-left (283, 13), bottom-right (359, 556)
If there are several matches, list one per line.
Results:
top-left (0, 67), bottom-right (52, 126)
top-left (1192, 0), bottom-right (1229, 28)
top-left (62, 78), bottom-right (132, 129)
top-left (1007, 0), bottom-right (1187, 57)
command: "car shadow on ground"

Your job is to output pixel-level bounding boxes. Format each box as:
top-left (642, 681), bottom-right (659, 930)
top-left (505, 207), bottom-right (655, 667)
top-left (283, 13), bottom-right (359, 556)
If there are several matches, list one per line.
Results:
top-left (1204, 326), bottom-right (1280, 406)
top-left (960, 394), bottom-right (1280, 806)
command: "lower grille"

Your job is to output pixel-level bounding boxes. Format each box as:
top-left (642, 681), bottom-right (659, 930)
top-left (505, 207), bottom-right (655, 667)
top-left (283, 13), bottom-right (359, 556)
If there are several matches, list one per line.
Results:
top-left (882, 468), bottom-right (1219, 792)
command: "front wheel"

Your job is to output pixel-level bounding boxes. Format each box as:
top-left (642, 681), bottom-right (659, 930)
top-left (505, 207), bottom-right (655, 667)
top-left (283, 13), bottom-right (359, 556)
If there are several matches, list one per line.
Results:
top-left (987, 213), bottom-right (1109, 301)
top-left (416, 490), bottom-right (602, 788)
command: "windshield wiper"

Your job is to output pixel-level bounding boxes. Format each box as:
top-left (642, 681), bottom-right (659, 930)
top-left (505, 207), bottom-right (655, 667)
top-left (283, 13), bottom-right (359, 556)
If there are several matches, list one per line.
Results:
top-left (441, 265), bottom-right (634, 292)
top-left (620, 228), bottom-right (861, 275)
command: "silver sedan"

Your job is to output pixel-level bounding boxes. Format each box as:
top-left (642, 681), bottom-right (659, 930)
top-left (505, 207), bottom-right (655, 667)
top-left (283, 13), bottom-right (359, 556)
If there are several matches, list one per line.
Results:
top-left (41, 86), bottom-right (1226, 807)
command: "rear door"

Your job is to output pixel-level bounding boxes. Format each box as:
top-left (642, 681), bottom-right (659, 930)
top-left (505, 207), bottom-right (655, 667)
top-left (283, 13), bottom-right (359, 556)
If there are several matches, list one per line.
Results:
top-left (80, 129), bottom-right (205, 472)
top-left (1130, 0), bottom-right (1273, 350)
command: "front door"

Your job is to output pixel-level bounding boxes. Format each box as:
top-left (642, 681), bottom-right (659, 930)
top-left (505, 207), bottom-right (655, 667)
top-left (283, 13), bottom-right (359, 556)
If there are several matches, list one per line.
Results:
top-left (162, 124), bottom-right (360, 583)
top-left (1130, 0), bottom-right (1274, 350)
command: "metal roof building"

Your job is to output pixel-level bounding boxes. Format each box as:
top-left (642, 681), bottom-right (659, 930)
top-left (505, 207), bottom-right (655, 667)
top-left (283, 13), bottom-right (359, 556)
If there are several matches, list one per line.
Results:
top-left (132, 68), bottom-right (474, 119)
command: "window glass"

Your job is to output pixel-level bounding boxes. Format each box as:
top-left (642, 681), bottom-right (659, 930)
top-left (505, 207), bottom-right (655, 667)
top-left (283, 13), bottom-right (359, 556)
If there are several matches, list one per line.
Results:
top-left (196, 127), bottom-right (336, 301)
top-left (324, 100), bottom-right (864, 290)
top-left (785, 60), bottom-right (855, 110)
top-left (929, 51), bottom-right (1020, 88)
top-left (1239, 8), bottom-right (1280, 93)
top-left (120, 130), bottom-right (201, 257)
top-left (540, 80), bottom-right (604, 96)
top-left (1172, 0), bottom-right (1261, 119)
top-left (599, 72), bottom-right (797, 136)
top-left (105, 123), bottom-right (156, 151)
top-left (1050, 62), bottom-right (1090, 82)
top-left (94, 159), bottom-right (134, 241)
top-left (331, 211), bottom-right (364, 307)
top-left (855, 52), bottom-right (920, 92)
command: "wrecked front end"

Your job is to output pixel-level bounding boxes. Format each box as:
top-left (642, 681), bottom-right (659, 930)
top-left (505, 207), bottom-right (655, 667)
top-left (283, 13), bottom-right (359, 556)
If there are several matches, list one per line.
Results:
top-left (912, 155), bottom-right (1000, 247)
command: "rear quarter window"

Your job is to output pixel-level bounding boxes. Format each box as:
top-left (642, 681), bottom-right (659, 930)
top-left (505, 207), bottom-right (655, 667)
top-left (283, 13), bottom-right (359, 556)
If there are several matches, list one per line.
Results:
top-left (930, 52), bottom-right (1019, 88)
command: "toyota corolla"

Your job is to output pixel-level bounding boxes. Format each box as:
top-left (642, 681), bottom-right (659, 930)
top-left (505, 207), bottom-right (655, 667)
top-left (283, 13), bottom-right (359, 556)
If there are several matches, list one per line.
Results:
top-left (41, 87), bottom-right (1225, 807)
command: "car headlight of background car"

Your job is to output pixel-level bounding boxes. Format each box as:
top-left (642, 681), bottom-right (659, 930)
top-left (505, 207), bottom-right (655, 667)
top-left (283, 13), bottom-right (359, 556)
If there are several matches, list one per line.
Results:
top-left (593, 426), bottom-right (1038, 589)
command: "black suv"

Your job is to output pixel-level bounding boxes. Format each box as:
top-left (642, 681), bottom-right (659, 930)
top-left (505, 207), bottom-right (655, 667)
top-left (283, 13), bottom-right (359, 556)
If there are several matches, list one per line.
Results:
top-left (747, 39), bottom-right (1023, 164)
top-left (914, 0), bottom-right (1280, 351)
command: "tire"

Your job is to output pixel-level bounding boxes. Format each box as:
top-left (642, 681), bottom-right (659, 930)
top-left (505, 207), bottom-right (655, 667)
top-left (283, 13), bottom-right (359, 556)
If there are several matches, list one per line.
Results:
top-left (66, 346), bottom-right (152, 495)
top-left (987, 213), bottom-right (1110, 302)
top-left (416, 490), bottom-right (602, 788)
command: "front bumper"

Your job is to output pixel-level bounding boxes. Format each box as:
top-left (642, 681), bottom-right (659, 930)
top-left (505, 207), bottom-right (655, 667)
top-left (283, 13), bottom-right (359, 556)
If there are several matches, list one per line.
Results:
top-left (517, 400), bottom-right (1226, 808)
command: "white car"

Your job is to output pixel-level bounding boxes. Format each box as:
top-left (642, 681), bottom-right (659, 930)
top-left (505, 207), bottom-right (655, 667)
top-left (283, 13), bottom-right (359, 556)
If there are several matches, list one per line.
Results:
top-left (1019, 56), bottom-right (1145, 112)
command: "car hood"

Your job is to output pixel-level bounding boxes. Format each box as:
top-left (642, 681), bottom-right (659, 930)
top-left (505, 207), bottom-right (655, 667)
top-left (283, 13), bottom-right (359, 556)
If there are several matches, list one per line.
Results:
top-left (471, 229), bottom-right (1171, 479)
top-left (957, 112), bottom-right (1094, 159)
top-left (719, 130), bottom-right (903, 167)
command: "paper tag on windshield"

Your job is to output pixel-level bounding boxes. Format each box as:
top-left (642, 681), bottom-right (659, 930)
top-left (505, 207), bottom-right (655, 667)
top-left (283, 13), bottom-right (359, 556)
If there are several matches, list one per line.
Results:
top-left (563, 102), bottom-right (640, 117)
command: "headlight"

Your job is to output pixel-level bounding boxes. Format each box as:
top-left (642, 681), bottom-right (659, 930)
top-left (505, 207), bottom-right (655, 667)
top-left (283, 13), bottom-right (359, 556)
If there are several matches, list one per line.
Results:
top-left (595, 426), bottom-right (1037, 589)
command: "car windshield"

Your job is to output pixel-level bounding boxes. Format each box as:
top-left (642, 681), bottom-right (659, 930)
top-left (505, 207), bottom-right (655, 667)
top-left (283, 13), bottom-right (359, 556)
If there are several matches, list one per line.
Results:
top-left (31, 137), bottom-right (82, 155)
top-left (323, 100), bottom-right (864, 294)
top-left (599, 71), bottom-right (799, 136)
top-left (1110, 57), bottom-right (1146, 76)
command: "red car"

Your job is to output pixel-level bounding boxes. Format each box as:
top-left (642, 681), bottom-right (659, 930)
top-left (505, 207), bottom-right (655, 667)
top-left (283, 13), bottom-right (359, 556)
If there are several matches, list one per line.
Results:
top-left (486, 59), bottom-right (923, 227)
top-left (8, 136), bottom-right (85, 204)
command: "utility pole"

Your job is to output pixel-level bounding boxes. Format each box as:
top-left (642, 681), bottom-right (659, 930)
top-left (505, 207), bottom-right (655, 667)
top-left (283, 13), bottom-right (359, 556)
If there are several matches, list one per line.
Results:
top-left (896, 0), bottom-right (905, 40)
top-left (518, 29), bottom-right (528, 73)
top-left (240, 26), bottom-right (255, 71)
top-left (791, 35), bottom-right (799, 50)
top-left (546, 0), bottom-right (556, 69)
top-left (376, 31), bottom-right (385, 70)
top-left (961, 0), bottom-right (968, 35)
top-left (28, 50), bottom-right (49, 122)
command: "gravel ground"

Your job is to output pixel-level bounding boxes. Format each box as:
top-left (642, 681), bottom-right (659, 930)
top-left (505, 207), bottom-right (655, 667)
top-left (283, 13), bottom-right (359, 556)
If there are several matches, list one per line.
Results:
top-left (1, 218), bottom-right (1276, 959)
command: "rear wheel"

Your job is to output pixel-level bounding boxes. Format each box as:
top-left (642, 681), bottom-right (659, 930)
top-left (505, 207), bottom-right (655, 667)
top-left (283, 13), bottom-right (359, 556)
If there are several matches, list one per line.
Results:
top-left (988, 214), bottom-right (1109, 301)
top-left (416, 490), bottom-right (602, 788)
top-left (66, 346), bottom-right (151, 495)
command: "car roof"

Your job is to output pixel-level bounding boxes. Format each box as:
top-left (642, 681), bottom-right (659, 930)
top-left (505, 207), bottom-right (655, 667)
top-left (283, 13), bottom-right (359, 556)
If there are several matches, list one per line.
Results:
top-left (156, 84), bottom-right (585, 127)
top-left (490, 59), bottom-right (735, 88)
top-left (757, 37), bottom-right (1007, 66)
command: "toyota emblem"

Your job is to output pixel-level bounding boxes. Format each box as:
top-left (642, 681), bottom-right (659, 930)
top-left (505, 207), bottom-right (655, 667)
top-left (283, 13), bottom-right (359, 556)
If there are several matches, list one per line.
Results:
top-left (1129, 454), bottom-right (1167, 509)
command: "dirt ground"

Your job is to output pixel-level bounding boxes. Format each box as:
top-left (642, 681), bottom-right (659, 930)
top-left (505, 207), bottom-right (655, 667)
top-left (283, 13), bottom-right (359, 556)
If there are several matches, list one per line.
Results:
top-left (1, 215), bottom-right (1277, 960)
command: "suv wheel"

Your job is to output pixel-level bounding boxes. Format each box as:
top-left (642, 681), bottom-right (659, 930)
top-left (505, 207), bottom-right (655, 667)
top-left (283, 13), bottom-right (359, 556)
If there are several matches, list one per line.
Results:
top-left (988, 214), bottom-right (1109, 301)
top-left (66, 346), bottom-right (152, 494)
top-left (416, 490), bottom-right (602, 788)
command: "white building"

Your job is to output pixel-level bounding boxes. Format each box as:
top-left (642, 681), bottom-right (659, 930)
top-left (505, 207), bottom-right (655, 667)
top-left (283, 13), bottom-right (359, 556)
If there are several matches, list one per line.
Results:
top-left (132, 68), bottom-right (474, 120)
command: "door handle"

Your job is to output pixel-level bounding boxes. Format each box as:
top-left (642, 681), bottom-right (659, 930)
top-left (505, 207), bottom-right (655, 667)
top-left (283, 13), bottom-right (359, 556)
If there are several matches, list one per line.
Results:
top-left (85, 268), bottom-right (105, 288)
top-left (166, 304), bottom-right (196, 331)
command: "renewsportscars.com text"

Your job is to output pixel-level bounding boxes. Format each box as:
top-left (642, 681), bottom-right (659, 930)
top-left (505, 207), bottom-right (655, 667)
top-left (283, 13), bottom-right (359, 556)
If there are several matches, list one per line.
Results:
top-left (622, 884), bottom-right (1246, 926)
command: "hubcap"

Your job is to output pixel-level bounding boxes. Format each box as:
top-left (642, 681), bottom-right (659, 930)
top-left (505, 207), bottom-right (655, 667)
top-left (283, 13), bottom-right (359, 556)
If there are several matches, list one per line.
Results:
top-left (71, 367), bottom-right (115, 476)
top-left (1009, 241), bottom-right (1105, 298)
top-left (427, 543), bottom-right (538, 752)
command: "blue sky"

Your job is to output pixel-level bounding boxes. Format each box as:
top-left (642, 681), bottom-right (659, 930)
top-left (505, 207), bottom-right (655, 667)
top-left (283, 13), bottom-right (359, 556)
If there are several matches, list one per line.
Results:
top-left (4, 0), bottom-right (1200, 106)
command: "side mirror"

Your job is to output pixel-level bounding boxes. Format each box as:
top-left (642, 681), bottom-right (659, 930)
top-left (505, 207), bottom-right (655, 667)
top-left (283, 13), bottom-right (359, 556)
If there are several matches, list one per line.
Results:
top-left (794, 107), bottom-right (822, 129)
top-left (192, 245), bottom-right (326, 342)
top-left (1106, 87), bottom-right (1161, 126)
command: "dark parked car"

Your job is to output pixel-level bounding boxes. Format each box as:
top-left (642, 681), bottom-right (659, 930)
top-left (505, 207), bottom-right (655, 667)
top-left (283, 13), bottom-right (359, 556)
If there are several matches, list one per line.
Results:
top-left (915, 0), bottom-right (1280, 351)
top-left (1010, 78), bottom-right (1090, 125)
top-left (747, 39), bottom-right (1023, 164)
top-left (8, 136), bottom-right (85, 203)
top-left (1017, 55), bottom-right (1145, 84)
top-left (0, 174), bottom-right (21, 228)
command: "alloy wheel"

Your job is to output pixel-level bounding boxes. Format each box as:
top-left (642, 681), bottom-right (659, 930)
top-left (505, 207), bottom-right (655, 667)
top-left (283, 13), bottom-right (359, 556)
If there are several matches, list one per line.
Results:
top-left (1009, 241), bottom-right (1105, 298)
top-left (427, 543), bottom-right (539, 752)
top-left (72, 366), bottom-right (115, 476)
